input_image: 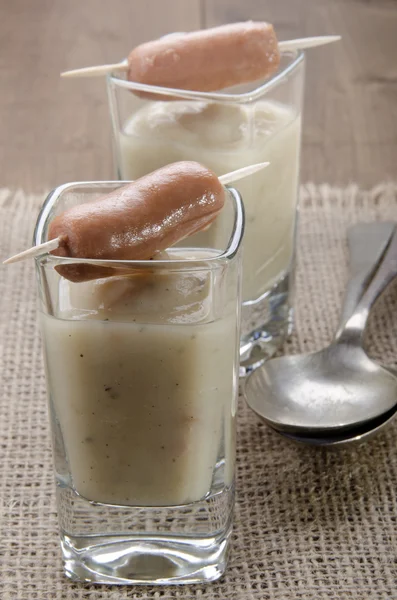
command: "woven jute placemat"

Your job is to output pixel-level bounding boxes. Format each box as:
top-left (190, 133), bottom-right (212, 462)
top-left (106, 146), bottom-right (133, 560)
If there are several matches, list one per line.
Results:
top-left (1, 184), bottom-right (397, 600)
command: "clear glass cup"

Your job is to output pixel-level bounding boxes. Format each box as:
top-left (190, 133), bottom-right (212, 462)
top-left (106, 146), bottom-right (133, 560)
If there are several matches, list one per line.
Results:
top-left (107, 51), bottom-right (305, 373)
top-left (34, 181), bottom-right (244, 585)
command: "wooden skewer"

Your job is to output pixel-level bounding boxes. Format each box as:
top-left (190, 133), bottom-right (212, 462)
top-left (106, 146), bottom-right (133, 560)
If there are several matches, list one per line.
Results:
top-left (3, 238), bottom-right (62, 265)
top-left (61, 59), bottom-right (128, 79)
top-left (60, 35), bottom-right (341, 78)
top-left (278, 35), bottom-right (341, 52)
top-left (2, 162), bottom-right (269, 265)
top-left (218, 161), bottom-right (269, 185)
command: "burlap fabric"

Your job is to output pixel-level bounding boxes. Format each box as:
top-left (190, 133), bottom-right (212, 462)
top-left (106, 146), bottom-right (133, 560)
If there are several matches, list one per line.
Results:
top-left (1, 185), bottom-right (397, 599)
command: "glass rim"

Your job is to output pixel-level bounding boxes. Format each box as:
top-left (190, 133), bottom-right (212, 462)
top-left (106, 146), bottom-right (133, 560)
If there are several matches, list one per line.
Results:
top-left (107, 50), bottom-right (304, 103)
top-left (33, 181), bottom-right (245, 271)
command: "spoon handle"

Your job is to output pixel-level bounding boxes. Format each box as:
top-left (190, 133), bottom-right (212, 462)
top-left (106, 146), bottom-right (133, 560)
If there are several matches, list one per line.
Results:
top-left (335, 222), bottom-right (395, 337)
top-left (337, 226), bottom-right (397, 345)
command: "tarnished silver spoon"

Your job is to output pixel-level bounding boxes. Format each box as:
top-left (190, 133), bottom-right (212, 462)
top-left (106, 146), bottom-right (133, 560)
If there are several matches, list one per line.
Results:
top-left (244, 222), bottom-right (397, 434)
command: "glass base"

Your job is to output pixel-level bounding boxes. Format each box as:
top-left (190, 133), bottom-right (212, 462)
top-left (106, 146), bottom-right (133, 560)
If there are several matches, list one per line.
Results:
top-left (61, 533), bottom-right (229, 585)
top-left (239, 271), bottom-right (293, 377)
top-left (57, 483), bottom-right (233, 585)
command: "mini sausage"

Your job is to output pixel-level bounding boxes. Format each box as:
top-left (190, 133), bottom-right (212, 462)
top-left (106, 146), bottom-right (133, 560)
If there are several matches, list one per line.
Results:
top-left (48, 161), bottom-right (225, 283)
top-left (127, 21), bottom-right (280, 93)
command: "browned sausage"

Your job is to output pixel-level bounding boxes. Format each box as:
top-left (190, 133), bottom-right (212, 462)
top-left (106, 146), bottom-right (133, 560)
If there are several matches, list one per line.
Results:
top-left (127, 22), bottom-right (280, 94)
top-left (48, 161), bottom-right (225, 282)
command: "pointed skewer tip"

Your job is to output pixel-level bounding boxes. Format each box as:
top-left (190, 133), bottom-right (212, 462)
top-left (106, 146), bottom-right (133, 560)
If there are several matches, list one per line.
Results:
top-left (219, 162), bottom-right (270, 185)
top-left (3, 238), bottom-right (61, 265)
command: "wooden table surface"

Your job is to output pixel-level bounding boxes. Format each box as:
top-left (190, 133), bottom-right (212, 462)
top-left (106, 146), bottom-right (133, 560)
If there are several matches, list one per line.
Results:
top-left (1, 0), bottom-right (396, 192)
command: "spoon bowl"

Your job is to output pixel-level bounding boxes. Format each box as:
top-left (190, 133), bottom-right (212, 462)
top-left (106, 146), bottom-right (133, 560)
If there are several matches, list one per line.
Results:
top-left (246, 345), bottom-right (397, 432)
top-left (244, 222), bottom-right (397, 435)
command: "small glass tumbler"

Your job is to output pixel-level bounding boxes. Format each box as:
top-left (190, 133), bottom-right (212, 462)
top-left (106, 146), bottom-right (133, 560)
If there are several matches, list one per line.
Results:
top-left (107, 51), bottom-right (305, 373)
top-left (34, 182), bottom-right (244, 585)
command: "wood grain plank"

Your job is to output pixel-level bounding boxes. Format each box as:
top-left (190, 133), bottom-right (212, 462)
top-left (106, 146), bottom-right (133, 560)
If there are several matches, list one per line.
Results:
top-left (0, 0), bottom-right (201, 191)
top-left (204, 0), bottom-right (397, 185)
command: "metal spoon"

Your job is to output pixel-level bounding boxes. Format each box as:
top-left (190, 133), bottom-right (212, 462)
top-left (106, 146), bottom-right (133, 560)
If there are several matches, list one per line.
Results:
top-left (244, 222), bottom-right (397, 433)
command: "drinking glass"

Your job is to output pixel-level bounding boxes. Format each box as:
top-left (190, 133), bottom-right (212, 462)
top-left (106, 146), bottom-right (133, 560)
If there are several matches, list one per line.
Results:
top-left (35, 181), bottom-right (244, 584)
top-left (107, 51), bottom-right (305, 373)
